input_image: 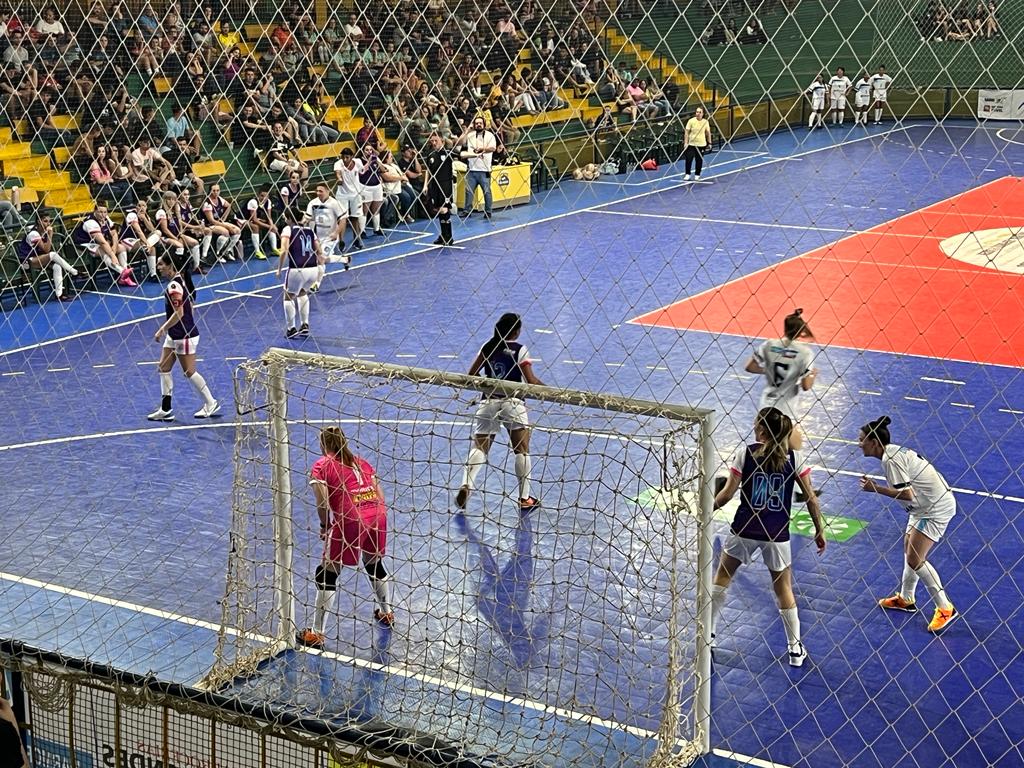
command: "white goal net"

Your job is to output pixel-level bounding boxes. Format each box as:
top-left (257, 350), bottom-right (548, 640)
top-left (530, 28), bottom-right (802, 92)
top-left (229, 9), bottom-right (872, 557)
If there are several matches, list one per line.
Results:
top-left (205, 349), bottom-right (716, 767)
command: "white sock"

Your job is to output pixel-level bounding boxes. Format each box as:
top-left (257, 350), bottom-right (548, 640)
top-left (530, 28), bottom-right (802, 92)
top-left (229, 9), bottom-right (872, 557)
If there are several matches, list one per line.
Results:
top-left (250, 233), bottom-right (260, 252)
top-left (283, 298), bottom-right (296, 329)
top-left (316, 264), bottom-right (326, 283)
top-left (367, 573), bottom-right (392, 614)
top-left (102, 252), bottom-right (119, 273)
top-left (190, 244), bottom-right (201, 268)
top-left (51, 262), bottom-right (64, 297)
top-left (514, 452), bottom-right (532, 499)
top-left (371, 212), bottom-right (380, 231)
top-left (159, 370), bottom-right (173, 409)
top-left (48, 251), bottom-right (77, 275)
top-left (710, 583), bottom-right (728, 639)
top-left (915, 562), bottom-right (952, 610)
top-left (228, 233), bottom-right (241, 253)
top-left (313, 587), bottom-right (336, 634)
top-left (297, 294), bottom-right (310, 325)
top-left (268, 231), bottom-right (279, 251)
top-left (900, 561), bottom-right (920, 602)
top-left (462, 446), bottom-right (487, 489)
top-left (187, 370), bottom-right (216, 407)
top-left (201, 233), bottom-right (213, 259)
top-left (780, 606), bottom-right (801, 651)
top-left (215, 235), bottom-right (228, 254)
top-left (146, 249), bottom-right (156, 277)
top-left (808, 113), bottom-right (815, 128)
top-left (874, 108), bottom-right (882, 122)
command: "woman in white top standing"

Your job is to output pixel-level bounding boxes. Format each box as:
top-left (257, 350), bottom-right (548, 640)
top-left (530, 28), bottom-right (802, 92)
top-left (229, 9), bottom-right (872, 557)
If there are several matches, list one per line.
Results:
top-left (744, 308), bottom-right (817, 451)
top-left (859, 416), bottom-right (958, 633)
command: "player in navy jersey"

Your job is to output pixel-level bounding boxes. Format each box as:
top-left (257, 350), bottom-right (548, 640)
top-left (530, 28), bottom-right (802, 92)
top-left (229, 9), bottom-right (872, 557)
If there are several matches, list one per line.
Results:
top-left (276, 208), bottom-right (324, 338)
top-left (710, 408), bottom-right (825, 667)
top-left (246, 183), bottom-right (280, 260)
top-left (148, 253), bottom-right (220, 421)
top-left (17, 211), bottom-right (79, 301)
top-left (177, 189), bottom-right (214, 272)
top-left (456, 313), bottom-right (544, 511)
top-left (201, 184), bottom-right (242, 263)
top-left (156, 191), bottom-right (202, 273)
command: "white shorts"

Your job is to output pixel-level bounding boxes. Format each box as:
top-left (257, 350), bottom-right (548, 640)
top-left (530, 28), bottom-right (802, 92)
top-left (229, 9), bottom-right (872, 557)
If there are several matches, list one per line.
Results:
top-left (335, 193), bottom-right (362, 218)
top-left (320, 237), bottom-right (339, 257)
top-left (855, 94), bottom-right (870, 107)
top-left (811, 97), bottom-right (825, 111)
top-left (906, 511), bottom-right (955, 542)
top-left (473, 398), bottom-right (529, 435)
top-left (872, 91), bottom-right (887, 103)
top-left (722, 533), bottom-right (792, 571)
top-left (830, 96), bottom-right (847, 110)
top-left (163, 334), bottom-right (199, 355)
top-left (284, 266), bottom-right (319, 294)
top-left (360, 185), bottom-right (384, 204)
top-left (269, 158), bottom-right (299, 173)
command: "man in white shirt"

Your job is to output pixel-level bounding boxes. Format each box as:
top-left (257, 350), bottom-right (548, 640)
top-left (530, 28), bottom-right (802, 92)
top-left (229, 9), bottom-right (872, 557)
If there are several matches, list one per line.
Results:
top-left (461, 117), bottom-right (496, 219)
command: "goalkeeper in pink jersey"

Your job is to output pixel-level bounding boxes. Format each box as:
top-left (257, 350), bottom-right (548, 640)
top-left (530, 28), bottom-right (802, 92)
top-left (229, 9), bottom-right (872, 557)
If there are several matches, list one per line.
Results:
top-left (297, 426), bottom-right (394, 648)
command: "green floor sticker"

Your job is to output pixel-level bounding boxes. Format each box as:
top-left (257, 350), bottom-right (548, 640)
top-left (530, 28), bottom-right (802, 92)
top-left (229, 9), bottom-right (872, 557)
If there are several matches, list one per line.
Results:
top-left (632, 487), bottom-right (867, 542)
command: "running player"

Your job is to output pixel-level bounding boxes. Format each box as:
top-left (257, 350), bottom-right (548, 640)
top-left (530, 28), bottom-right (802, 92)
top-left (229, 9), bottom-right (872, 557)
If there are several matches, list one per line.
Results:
top-left (305, 182), bottom-right (349, 291)
top-left (858, 416), bottom-right (958, 633)
top-left (245, 183), bottom-right (280, 260)
top-left (120, 200), bottom-right (162, 280)
top-left (870, 65), bottom-right (893, 124)
top-left (710, 407), bottom-right (825, 667)
top-left (202, 184), bottom-right (242, 263)
top-left (177, 189), bottom-right (213, 273)
top-left (277, 207), bottom-right (323, 338)
top-left (297, 425), bottom-right (395, 648)
top-left (16, 211), bottom-right (78, 301)
top-left (455, 312), bottom-right (543, 511)
top-left (147, 252), bottom-right (220, 421)
top-left (805, 73), bottom-right (827, 129)
top-left (156, 191), bottom-right (202, 273)
top-left (72, 204), bottom-right (136, 287)
top-left (744, 308), bottom-right (817, 451)
top-left (333, 147), bottom-right (364, 251)
top-left (827, 66), bottom-right (852, 125)
top-left (853, 71), bottom-right (873, 125)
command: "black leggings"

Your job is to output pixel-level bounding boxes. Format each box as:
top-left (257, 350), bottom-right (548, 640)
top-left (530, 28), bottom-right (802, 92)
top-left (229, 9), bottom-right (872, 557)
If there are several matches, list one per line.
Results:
top-left (684, 145), bottom-right (704, 175)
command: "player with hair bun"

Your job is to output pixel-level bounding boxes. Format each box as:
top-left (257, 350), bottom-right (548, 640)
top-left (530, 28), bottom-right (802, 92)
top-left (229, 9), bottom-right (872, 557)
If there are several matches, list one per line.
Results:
top-left (744, 308), bottom-right (818, 452)
top-left (710, 407), bottom-right (825, 667)
top-left (859, 416), bottom-right (958, 633)
top-left (298, 426), bottom-right (394, 648)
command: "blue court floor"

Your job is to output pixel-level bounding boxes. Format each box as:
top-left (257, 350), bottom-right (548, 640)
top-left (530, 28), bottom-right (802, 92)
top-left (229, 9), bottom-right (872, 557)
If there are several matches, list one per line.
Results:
top-left (1, 120), bottom-right (1023, 768)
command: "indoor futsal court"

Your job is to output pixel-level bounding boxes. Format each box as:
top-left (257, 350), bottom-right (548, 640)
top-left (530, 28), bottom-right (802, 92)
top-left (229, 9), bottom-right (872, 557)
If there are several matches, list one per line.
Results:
top-left (2, 121), bottom-right (1023, 768)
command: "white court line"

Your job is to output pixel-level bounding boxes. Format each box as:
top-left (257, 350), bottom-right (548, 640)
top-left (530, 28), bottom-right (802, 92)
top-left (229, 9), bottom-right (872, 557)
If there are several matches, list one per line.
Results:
top-left (0, 122), bottom-right (934, 362)
top-left (712, 749), bottom-right (792, 768)
top-left (922, 376), bottom-right (966, 385)
top-left (587, 153), bottom-right (768, 186)
top-left (214, 289), bottom-right (274, 300)
top-left (995, 128), bottom-right (1024, 147)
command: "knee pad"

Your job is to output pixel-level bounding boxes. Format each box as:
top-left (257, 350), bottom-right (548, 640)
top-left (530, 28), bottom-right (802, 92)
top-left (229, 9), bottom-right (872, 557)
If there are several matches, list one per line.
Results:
top-left (364, 559), bottom-right (387, 580)
top-left (315, 564), bottom-right (339, 591)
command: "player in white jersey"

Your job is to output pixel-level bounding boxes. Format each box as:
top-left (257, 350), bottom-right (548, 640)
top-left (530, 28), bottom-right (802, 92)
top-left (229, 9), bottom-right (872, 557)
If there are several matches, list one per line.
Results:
top-left (828, 67), bottom-right (852, 125)
top-left (870, 65), bottom-right (893, 124)
top-left (305, 182), bottom-right (350, 292)
top-left (805, 74), bottom-right (827, 129)
top-left (120, 200), bottom-right (163, 280)
top-left (858, 416), bottom-right (958, 633)
top-left (744, 309), bottom-right (817, 451)
top-left (853, 72), bottom-right (873, 125)
top-left (333, 147), bottom-right (365, 251)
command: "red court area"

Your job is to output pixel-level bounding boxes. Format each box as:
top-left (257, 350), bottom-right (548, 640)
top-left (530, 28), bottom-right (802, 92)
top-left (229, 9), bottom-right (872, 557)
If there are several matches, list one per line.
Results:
top-left (633, 176), bottom-right (1024, 367)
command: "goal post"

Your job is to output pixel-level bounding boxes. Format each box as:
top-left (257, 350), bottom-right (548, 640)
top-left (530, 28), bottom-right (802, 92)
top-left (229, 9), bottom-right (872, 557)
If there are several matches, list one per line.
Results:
top-left (207, 347), bottom-right (717, 765)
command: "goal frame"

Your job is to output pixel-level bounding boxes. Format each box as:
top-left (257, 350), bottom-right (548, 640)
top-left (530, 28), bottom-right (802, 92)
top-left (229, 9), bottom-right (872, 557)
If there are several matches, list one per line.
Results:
top-left (225, 347), bottom-right (717, 759)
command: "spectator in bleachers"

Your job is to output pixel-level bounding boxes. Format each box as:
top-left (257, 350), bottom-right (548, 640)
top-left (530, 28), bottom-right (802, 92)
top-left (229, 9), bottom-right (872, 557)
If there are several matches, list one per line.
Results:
top-left (725, 17), bottom-right (739, 44)
top-left (397, 144), bottom-right (424, 211)
top-left (33, 7), bottom-right (65, 43)
top-left (740, 17), bottom-right (768, 44)
top-left (26, 89), bottom-right (69, 145)
top-left (356, 116), bottom-right (382, 150)
top-left (0, 187), bottom-right (28, 229)
top-left (164, 104), bottom-right (202, 157)
top-left (568, 48), bottom-right (595, 88)
top-left (167, 135), bottom-right (205, 197)
top-left (87, 32), bottom-right (123, 83)
top-left (266, 121), bottom-right (309, 179)
top-left (233, 102), bottom-right (271, 153)
top-left (137, 2), bottom-right (161, 37)
top-left (191, 20), bottom-right (217, 60)
top-left (380, 148), bottom-right (416, 223)
top-left (343, 13), bottom-right (365, 51)
top-left (645, 80), bottom-right (674, 117)
top-left (130, 136), bottom-right (174, 197)
top-left (288, 95), bottom-right (340, 145)
top-left (317, 17), bottom-right (344, 64)
top-left (626, 78), bottom-right (651, 120)
top-left (130, 104), bottom-right (161, 148)
top-left (266, 101), bottom-right (300, 143)
top-left (984, 1), bottom-right (1000, 37)
top-left (217, 20), bottom-right (242, 52)
top-left (3, 29), bottom-right (36, 91)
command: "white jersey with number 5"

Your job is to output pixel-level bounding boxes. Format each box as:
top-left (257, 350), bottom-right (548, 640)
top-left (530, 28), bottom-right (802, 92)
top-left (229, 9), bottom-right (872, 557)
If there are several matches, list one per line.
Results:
top-left (754, 338), bottom-right (814, 419)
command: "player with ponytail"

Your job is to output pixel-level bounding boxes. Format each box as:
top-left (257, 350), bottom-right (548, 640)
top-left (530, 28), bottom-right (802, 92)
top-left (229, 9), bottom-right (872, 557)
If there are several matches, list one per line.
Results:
top-left (456, 313), bottom-right (544, 511)
top-left (711, 407), bottom-right (825, 667)
top-left (298, 425), bottom-right (394, 648)
top-left (859, 416), bottom-right (958, 633)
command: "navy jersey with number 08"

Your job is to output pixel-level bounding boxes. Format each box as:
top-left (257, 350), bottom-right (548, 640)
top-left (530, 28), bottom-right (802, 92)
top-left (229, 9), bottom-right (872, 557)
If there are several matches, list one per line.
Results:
top-left (728, 443), bottom-right (810, 542)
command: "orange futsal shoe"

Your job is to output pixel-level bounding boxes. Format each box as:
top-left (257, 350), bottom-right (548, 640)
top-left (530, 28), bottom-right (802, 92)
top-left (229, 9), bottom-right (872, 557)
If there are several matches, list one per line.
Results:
top-left (927, 606), bottom-right (958, 633)
top-left (878, 594), bottom-right (918, 613)
top-left (374, 609), bottom-right (395, 627)
top-left (296, 628), bottom-right (326, 648)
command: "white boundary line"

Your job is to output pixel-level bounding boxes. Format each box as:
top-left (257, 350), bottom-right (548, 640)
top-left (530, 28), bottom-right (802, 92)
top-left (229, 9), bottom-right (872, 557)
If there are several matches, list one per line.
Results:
top-left (712, 748), bottom-right (793, 768)
top-left (587, 152), bottom-right (768, 186)
top-left (0, 123), bottom-right (925, 361)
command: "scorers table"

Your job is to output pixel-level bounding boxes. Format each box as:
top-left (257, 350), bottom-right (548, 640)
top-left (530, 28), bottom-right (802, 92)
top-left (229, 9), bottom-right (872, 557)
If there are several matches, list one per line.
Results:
top-left (456, 162), bottom-right (533, 211)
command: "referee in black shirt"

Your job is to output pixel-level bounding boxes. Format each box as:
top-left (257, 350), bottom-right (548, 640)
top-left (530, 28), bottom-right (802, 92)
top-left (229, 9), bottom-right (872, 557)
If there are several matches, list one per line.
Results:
top-left (423, 131), bottom-right (455, 246)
